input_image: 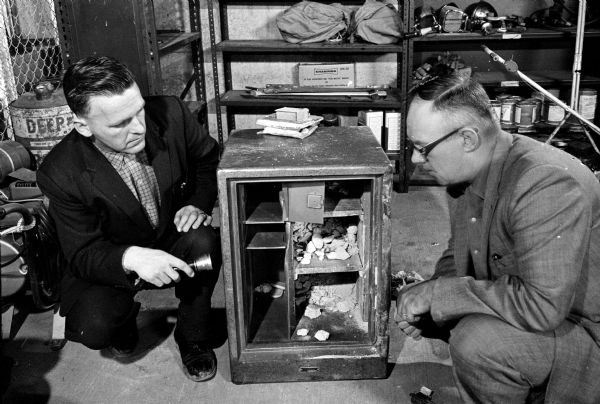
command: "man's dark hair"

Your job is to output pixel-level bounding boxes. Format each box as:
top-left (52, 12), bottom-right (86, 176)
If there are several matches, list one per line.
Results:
top-left (63, 56), bottom-right (137, 116)
top-left (408, 72), bottom-right (495, 123)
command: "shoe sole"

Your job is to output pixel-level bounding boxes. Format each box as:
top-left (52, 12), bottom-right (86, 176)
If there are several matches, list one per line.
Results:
top-left (182, 365), bottom-right (217, 382)
top-left (175, 339), bottom-right (217, 382)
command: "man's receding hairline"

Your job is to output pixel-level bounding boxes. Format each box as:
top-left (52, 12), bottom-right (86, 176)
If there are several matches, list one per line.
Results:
top-left (74, 84), bottom-right (139, 118)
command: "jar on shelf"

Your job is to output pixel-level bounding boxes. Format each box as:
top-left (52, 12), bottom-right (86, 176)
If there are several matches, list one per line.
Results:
top-left (515, 99), bottom-right (537, 129)
top-left (546, 101), bottom-right (566, 125)
top-left (578, 88), bottom-right (597, 120)
top-left (489, 100), bottom-right (501, 123)
top-left (500, 97), bottom-right (517, 125)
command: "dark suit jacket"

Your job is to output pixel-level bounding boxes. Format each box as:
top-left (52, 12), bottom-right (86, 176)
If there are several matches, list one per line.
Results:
top-left (431, 131), bottom-right (600, 403)
top-left (37, 96), bottom-right (219, 315)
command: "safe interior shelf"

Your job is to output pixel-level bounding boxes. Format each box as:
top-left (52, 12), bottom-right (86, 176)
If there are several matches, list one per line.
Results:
top-left (294, 254), bottom-right (363, 276)
top-left (246, 201), bottom-right (284, 224)
top-left (247, 231), bottom-right (286, 249)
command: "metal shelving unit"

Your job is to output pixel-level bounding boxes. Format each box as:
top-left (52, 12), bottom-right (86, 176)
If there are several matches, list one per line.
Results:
top-left (404, 3), bottom-right (600, 185)
top-left (54, 0), bottom-right (206, 111)
top-left (207, 0), bottom-right (412, 191)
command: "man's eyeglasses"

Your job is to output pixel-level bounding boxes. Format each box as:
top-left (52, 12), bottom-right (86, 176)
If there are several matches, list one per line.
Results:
top-left (413, 127), bottom-right (462, 159)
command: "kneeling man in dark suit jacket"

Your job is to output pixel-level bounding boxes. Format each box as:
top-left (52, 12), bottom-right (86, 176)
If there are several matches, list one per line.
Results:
top-left (37, 56), bottom-right (221, 382)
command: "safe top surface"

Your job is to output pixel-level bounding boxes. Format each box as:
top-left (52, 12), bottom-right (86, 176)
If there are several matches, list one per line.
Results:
top-left (218, 127), bottom-right (393, 178)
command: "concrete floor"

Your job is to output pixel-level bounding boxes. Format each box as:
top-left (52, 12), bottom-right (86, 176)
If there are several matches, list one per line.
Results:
top-left (1, 186), bottom-right (461, 404)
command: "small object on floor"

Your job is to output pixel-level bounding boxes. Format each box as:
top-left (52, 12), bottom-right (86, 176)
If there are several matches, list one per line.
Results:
top-left (174, 331), bottom-right (217, 382)
top-left (296, 328), bottom-right (309, 336)
top-left (391, 270), bottom-right (426, 299)
top-left (410, 386), bottom-right (435, 404)
top-left (314, 330), bottom-right (330, 341)
top-left (254, 283), bottom-right (273, 294)
top-left (270, 281), bottom-right (285, 298)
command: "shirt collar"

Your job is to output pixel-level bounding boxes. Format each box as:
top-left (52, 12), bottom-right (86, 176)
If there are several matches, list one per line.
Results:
top-left (469, 137), bottom-right (498, 200)
top-left (92, 138), bottom-right (144, 164)
top-left (470, 161), bottom-right (489, 199)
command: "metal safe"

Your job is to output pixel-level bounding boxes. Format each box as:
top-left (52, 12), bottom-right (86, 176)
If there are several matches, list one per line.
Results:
top-left (217, 127), bottom-right (393, 384)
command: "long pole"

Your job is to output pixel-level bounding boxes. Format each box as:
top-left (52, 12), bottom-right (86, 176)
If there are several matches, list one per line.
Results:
top-left (481, 44), bottom-right (600, 142)
top-left (570, 0), bottom-right (586, 109)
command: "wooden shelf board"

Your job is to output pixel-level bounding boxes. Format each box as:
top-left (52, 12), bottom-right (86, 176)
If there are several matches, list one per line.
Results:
top-left (217, 39), bottom-right (403, 53)
top-left (294, 253), bottom-right (362, 275)
top-left (246, 201), bottom-right (284, 224)
top-left (157, 32), bottom-right (201, 55)
top-left (247, 231), bottom-right (286, 249)
top-left (248, 291), bottom-right (289, 343)
top-left (414, 27), bottom-right (600, 43)
top-left (220, 90), bottom-right (403, 108)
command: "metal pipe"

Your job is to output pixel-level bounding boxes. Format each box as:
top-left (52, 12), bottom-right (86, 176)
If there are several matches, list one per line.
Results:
top-left (570, 0), bottom-right (586, 110)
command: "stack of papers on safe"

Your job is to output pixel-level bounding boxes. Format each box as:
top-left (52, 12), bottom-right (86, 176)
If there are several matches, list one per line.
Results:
top-left (256, 114), bottom-right (323, 139)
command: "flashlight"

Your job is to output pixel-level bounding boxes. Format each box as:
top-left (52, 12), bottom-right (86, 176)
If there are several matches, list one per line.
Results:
top-left (187, 253), bottom-right (213, 272)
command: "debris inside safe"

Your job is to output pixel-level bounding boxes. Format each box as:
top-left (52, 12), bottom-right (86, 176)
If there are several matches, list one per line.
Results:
top-left (293, 218), bottom-right (360, 265)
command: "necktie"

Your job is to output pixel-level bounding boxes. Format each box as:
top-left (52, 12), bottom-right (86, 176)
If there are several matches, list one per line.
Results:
top-left (122, 153), bottom-right (160, 228)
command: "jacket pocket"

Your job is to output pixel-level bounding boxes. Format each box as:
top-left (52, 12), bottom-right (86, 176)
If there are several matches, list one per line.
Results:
top-left (489, 251), bottom-right (517, 278)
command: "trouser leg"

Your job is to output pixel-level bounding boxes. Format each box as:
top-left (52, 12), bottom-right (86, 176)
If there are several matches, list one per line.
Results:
top-left (64, 285), bottom-right (139, 350)
top-left (448, 314), bottom-right (554, 404)
top-left (166, 226), bottom-right (221, 343)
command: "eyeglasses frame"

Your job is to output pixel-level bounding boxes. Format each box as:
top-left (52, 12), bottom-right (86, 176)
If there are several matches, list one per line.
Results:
top-left (413, 127), bottom-right (464, 159)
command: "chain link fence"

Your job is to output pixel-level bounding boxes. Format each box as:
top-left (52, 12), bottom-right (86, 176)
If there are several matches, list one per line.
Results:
top-left (1, 0), bottom-right (63, 141)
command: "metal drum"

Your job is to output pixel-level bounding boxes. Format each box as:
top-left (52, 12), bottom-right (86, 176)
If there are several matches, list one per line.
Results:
top-left (9, 82), bottom-right (74, 168)
top-left (0, 140), bottom-right (31, 183)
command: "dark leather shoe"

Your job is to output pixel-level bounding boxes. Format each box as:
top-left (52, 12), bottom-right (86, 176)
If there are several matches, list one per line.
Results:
top-left (109, 342), bottom-right (137, 358)
top-left (174, 332), bottom-right (217, 382)
top-left (109, 318), bottom-right (139, 358)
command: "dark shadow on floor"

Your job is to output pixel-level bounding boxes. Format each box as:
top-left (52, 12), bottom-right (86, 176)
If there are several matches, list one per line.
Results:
top-left (99, 308), bottom-right (178, 363)
top-left (1, 337), bottom-right (73, 404)
top-left (207, 307), bottom-right (228, 349)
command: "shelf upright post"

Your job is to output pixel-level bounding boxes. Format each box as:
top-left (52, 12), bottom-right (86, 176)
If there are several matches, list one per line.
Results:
top-left (207, 0), bottom-right (225, 149)
top-left (399, 0), bottom-right (414, 192)
top-left (188, 0), bottom-right (206, 105)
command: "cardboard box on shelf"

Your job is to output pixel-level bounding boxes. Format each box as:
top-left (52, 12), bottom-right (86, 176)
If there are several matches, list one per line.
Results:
top-left (385, 111), bottom-right (401, 151)
top-left (358, 110), bottom-right (384, 146)
top-left (298, 63), bottom-right (355, 88)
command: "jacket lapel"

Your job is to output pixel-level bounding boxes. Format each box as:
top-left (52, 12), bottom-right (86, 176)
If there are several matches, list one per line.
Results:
top-left (479, 131), bottom-right (514, 274)
top-left (144, 118), bottom-right (174, 236)
top-left (452, 191), bottom-right (471, 276)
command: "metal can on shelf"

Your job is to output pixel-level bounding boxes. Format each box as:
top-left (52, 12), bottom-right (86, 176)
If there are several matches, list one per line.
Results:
top-left (515, 99), bottom-right (537, 128)
top-left (500, 98), bottom-right (517, 125)
top-left (489, 100), bottom-right (501, 123)
top-left (546, 101), bottom-right (566, 124)
top-left (578, 88), bottom-right (597, 120)
top-left (529, 95), bottom-right (543, 123)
